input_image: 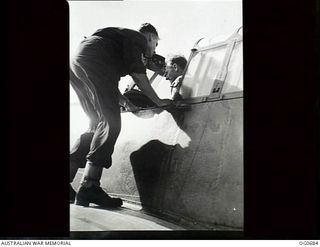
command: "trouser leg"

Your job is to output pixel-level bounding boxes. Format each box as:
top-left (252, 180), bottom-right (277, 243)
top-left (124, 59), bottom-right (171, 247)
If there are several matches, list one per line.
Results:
top-left (73, 98), bottom-right (122, 208)
top-left (69, 132), bottom-right (95, 182)
top-left (70, 59), bottom-right (121, 169)
top-left (75, 121), bottom-right (122, 208)
top-left (78, 109), bottom-right (121, 189)
top-left (69, 68), bottom-right (99, 202)
top-left (86, 108), bottom-right (121, 168)
top-left (69, 69), bottom-right (99, 182)
top-left (70, 70), bottom-right (99, 132)
top-left (70, 52), bottom-right (123, 207)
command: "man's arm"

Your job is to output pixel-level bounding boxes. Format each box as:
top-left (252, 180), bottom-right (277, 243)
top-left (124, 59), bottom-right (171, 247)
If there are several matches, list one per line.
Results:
top-left (130, 72), bottom-right (172, 107)
top-left (118, 89), bottom-right (140, 112)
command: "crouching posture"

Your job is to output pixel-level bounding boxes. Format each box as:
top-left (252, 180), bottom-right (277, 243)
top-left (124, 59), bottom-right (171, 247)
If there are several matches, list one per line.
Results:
top-left (70, 23), bottom-right (172, 207)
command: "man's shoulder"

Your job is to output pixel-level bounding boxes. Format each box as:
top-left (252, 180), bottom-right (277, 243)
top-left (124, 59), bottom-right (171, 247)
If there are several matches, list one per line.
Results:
top-left (93, 27), bottom-right (135, 35)
top-left (120, 28), bottom-right (146, 42)
top-left (94, 27), bottom-right (145, 43)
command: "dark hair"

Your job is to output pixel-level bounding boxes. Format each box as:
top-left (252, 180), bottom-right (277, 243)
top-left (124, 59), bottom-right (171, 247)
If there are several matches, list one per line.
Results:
top-left (168, 55), bottom-right (188, 70)
top-left (138, 23), bottom-right (159, 37)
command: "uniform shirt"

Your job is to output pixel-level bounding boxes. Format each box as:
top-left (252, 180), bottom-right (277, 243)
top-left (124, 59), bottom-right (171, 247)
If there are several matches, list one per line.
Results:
top-left (170, 75), bottom-right (183, 93)
top-left (92, 27), bottom-right (147, 76)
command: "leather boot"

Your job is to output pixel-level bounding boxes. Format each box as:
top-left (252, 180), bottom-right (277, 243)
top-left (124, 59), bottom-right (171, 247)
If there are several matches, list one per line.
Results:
top-left (75, 162), bottom-right (122, 208)
top-left (75, 185), bottom-right (123, 208)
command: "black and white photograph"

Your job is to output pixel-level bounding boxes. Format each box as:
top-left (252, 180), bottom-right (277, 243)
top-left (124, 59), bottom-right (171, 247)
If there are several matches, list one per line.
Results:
top-left (4, 0), bottom-right (318, 242)
top-left (69, 0), bottom-right (243, 234)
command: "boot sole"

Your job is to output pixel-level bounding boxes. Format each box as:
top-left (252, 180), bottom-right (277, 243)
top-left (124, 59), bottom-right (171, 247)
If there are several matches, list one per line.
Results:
top-left (75, 198), bottom-right (122, 208)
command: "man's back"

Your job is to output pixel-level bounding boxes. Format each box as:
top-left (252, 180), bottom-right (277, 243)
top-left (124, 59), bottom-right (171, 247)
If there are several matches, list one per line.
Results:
top-left (90, 27), bottom-right (147, 76)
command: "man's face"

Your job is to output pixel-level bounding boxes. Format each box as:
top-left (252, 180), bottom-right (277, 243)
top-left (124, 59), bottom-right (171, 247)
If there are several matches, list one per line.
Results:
top-left (145, 34), bottom-right (159, 58)
top-left (164, 63), bottom-right (179, 82)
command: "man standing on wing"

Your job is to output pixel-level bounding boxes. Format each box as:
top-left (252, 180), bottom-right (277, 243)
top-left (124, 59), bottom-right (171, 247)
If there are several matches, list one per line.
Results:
top-left (70, 23), bottom-right (172, 207)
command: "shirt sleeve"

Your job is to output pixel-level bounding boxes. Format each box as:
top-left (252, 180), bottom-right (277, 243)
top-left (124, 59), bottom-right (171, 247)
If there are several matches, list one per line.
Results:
top-left (122, 36), bottom-right (147, 75)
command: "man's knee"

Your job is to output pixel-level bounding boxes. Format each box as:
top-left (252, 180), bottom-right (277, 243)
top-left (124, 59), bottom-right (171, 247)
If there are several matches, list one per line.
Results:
top-left (100, 112), bottom-right (121, 136)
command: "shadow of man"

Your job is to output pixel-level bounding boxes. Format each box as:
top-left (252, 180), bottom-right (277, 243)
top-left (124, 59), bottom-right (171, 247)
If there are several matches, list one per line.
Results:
top-left (130, 140), bottom-right (184, 210)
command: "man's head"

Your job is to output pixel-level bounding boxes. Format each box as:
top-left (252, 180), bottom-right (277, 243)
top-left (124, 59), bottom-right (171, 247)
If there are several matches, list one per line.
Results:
top-left (164, 55), bottom-right (188, 82)
top-left (139, 23), bottom-right (159, 58)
